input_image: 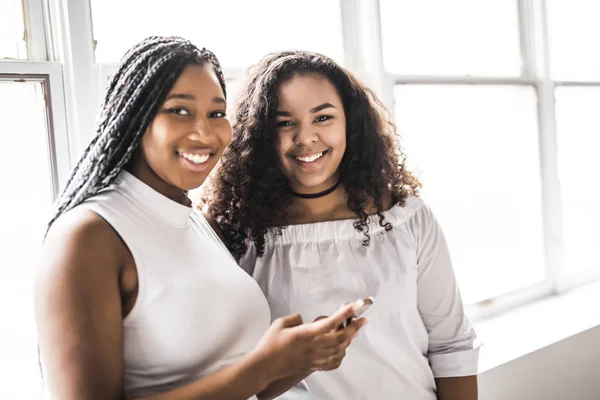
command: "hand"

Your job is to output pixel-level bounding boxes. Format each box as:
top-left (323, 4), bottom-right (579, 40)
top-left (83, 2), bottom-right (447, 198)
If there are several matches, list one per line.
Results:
top-left (312, 316), bottom-right (366, 371)
top-left (252, 303), bottom-right (366, 381)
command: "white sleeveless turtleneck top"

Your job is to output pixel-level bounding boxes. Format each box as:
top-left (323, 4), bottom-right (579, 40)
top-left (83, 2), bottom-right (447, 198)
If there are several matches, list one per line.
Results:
top-left (78, 171), bottom-right (271, 399)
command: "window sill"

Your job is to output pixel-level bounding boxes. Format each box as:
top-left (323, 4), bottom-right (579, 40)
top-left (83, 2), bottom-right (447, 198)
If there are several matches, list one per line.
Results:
top-left (472, 279), bottom-right (600, 373)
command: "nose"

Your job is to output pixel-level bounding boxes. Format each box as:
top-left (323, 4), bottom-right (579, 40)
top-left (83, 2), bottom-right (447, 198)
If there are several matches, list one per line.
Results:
top-left (293, 124), bottom-right (318, 146)
top-left (189, 116), bottom-right (212, 139)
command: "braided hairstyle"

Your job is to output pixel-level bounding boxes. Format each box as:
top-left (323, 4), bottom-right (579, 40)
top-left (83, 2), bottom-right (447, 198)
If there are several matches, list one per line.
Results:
top-left (47, 36), bottom-right (226, 230)
top-left (204, 50), bottom-right (421, 260)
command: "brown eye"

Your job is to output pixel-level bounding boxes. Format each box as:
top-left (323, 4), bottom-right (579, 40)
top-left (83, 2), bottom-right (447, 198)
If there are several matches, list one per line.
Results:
top-left (210, 111), bottom-right (226, 118)
top-left (277, 120), bottom-right (294, 127)
top-left (168, 107), bottom-right (191, 116)
top-left (314, 115), bottom-right (333, 123)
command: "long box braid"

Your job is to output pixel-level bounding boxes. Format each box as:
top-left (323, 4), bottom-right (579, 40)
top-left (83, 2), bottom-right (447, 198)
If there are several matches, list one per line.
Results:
top-left (47, 36), bottom-right (226, 232)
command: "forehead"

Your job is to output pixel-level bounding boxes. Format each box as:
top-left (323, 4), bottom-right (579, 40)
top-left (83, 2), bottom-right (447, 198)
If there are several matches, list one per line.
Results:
top-left (169, 63), bottom-right (224, 98)
top-left (276, 74), bottom-right (341, 109)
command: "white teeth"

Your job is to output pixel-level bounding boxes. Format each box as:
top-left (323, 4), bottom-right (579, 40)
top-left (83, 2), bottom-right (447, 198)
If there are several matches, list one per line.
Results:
top-left (295, 152), bottom-right (324, 163)
top-left (180, 152), bottom-right (210, 164)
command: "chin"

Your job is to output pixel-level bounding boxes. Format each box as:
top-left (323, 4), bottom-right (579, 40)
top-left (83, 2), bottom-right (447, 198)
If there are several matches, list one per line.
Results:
top-left (294, 175), bottom-right (334, 190)
top-left (175, 174), bottom-right (207, 191)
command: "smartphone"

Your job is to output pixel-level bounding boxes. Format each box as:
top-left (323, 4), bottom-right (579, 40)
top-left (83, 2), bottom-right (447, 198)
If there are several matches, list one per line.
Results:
top-left (352, 297), bottom-right (374, 317)
top-left (341, 297), bottom-right (374, 329)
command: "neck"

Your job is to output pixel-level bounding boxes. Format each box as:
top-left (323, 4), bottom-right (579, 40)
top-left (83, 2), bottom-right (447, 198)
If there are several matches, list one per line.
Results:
top-left (288, 183), bottom-right (351, 224)
top-left (289, 179), bottom-right (341, 199)
top-left (287, 185), bottom-right (396, 225)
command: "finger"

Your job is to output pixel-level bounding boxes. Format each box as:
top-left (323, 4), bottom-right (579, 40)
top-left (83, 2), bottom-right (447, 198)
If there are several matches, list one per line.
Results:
top-left (275, 313), bottom-right (303, 329)
top-left (311, 346), bottom-right (346, 360)
top-left (314, 330), bottom-right (350, 348)
top-left (311, 353), bottom-right (345, 370)
top-left (342, 317), bottom-right (367, 339)
top-left (320, 356), bottom-right (345, 371)
top-left (318, 317), bottom-right (366, 347)
top-left (305, 303), bottom-right (357, 335)
top-left (310, 354), bottom-right (336, 368)
top-left (313, 315), bottom-right (327, 322)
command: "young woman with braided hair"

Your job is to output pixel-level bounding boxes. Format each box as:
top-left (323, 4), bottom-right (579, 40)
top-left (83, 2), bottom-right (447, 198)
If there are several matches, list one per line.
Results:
top-left (205, 51), bottom-right (479, 400)
top-left (34, 37), bottom-right (364, 400)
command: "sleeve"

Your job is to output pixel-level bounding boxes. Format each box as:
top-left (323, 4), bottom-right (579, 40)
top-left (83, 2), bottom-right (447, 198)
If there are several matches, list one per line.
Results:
top-left (410, 202), bottom-right (480, 378)
top-left (238, 239), bottom-right (258, 277)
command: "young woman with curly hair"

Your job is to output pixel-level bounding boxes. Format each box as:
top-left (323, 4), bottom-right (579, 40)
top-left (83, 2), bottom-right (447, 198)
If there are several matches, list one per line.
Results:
top-left (205, 50), bottom-right (479, 400)
top-left (34, 39), bottom-right (364, 400)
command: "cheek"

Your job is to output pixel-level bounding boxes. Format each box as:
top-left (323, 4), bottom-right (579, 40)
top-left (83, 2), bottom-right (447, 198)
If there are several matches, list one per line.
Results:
top-left (326, 125), bottom-right (347, 152)
top-left (216, 122), bottom-right (232, 147)
top-left (277, 135), bottom-right (293, 164)
top-left (140, 131), bottom-right (157, 159)
top-left (144, 120), bottom-right (175, 150)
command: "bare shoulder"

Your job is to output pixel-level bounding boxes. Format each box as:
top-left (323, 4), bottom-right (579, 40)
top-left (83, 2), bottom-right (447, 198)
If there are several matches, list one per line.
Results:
top-left (40, 207), bottom-right (127, 276)
top-left (35, 207), bottom-right (129, 398)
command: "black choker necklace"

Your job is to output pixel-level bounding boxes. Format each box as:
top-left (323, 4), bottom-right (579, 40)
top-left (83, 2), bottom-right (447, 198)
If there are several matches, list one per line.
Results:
top-left (290, 180), bottom-right (341, 199)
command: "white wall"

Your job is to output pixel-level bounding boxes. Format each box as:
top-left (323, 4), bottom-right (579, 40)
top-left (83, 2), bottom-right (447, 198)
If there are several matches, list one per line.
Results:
top-left (479, 326), bottom-right (600, 400)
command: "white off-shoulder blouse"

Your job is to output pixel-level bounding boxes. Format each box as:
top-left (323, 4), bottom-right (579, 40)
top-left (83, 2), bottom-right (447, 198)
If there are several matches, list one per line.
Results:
top-left (240, 196), bottom-right (479, 400)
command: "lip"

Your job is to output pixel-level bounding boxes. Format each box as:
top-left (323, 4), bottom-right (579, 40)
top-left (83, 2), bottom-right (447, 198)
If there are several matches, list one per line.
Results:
top-left (288, 149), bottom-right (330, 170)
top-left (177, 149), bottom-right (214, 173)
top-left (177, 148), bottom-right (213, 156)
top-left (289, 149), bottom-right (329, 159)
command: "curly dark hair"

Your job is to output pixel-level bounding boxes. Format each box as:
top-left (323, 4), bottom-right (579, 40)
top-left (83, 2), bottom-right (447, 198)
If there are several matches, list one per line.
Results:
top-left (204, 50), bottom-right (420, 260)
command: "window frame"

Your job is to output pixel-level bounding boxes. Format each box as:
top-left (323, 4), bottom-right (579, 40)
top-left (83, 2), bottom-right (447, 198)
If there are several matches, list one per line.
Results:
top-left (15, 0), bottom-right (599, 320)
top-left (372, 0), bottom-right (600, 319)
top-left (0, 62), bottom-right (70, 199)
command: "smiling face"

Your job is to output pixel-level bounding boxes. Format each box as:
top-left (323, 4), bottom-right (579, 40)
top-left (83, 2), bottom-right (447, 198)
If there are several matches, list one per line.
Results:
top-left (274, 73), bottom-right (347, 195)
top-left (135, 63), bottom-right (231, 194)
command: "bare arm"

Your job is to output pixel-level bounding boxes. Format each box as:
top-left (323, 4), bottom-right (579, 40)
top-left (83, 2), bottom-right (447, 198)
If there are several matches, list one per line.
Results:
top-left (140, 311), bottom-right (362, 400)
top-left (257, 316), bottom-right (363, 400)
top-left (35, 209), bottom-right (128, 399)
top-left (436, 376), bottom-right (478, 400)
top-left (36, 210), bottom-right (361, 400)
top-left (135, 352), bottom-right (270, 400)
top-left (257, 371), bottom-right (312, 400)
top-left (36, 210), bottom-right (270, 400)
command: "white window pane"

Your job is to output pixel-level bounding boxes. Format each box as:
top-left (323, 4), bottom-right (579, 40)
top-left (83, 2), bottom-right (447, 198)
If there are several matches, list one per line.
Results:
top-left (0, 0), bottom-right (28, 59)
top-left (547, 1), bottom-right (600, 81)
top-left (0, 80), bottom-right (53, 398)
top-left (555, 87), bottom-right (600, 275)
top-left (225, 78), bottom-right (243, 111)
top-left (90, 0), bottom-right (344, 69)
top-left (394, 85), bottom-right (545, 304)
top-left (380, 0), bottom-right (522, 77)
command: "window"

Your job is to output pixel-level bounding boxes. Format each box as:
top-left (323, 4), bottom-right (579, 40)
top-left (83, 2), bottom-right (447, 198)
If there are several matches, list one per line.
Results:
top-left (554, 87), bottom-right (600, 276)
top-left (90, 0), bottom-right (345, 70)
top-left (394, 85), bottom-right (545, 304)
top-left (378, 0), bottom-right (600, 309)
top-left (380, 0), bottom-right (550, 306)
top-left (547, 0), bottom-right (600, 81)
top-left (0, 0), bottom-right (28, 59)
top-left (2, 3), bottom-right (600, 395)
top-left (379, 0), bottom-right (522, 76)
top-left (0, 78), bottom-right (55, 399)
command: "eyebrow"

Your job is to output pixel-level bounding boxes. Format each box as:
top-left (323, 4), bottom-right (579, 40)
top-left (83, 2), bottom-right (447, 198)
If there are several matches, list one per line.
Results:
top-left (165, 93), bottom-right (226, 104)
top-left (275, 102), bottom-right (337, 117)
top-left (166, 93), bottom-right (195, 101)
top-left (310, 103), bottom-right (336, 113)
